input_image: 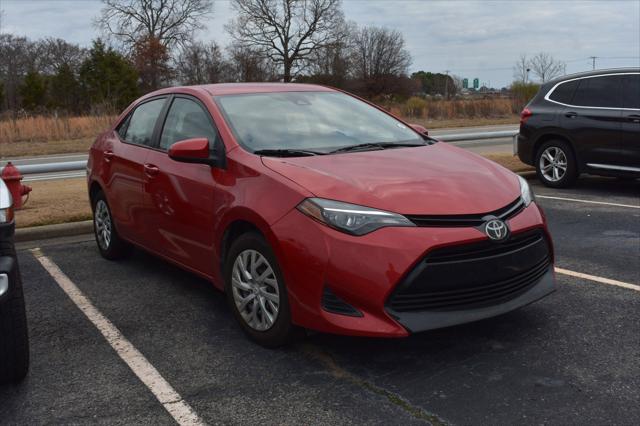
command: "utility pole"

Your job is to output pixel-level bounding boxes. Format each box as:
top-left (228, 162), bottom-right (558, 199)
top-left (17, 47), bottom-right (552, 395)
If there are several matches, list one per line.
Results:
top-left (589, 56), bottom-right (597, 70)
top-left (444, 70), bottom-right (450, 100)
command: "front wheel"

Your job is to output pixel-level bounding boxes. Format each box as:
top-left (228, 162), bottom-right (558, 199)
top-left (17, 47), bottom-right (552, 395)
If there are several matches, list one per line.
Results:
top-left (224, 232), bottom-right (297, 348)
top-left (535, 140), bottom-right (579, 188)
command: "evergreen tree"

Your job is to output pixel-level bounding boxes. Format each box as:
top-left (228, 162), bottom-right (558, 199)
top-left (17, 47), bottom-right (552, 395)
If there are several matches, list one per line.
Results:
top-left (79, 40), bottom-right (139, 111)
top-left (49, 63), bottom-right (83, 113)
top-left (19, 70), bottom-right (47, 112)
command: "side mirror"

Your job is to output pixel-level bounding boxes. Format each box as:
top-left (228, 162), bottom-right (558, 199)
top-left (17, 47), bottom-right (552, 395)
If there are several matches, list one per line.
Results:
top-left (409, 123), bottom-right (429, 136)
top-left (168, 138), bottom-right (223, 167)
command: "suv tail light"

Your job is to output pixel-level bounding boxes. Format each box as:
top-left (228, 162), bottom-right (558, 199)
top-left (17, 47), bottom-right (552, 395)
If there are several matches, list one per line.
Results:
top-left (520, 108), bottom-right (533, 125)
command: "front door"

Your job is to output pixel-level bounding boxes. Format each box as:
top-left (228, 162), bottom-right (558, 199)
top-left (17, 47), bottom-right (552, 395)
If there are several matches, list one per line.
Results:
top-left (619, 74), bottom-right (640, 170)
top-left (143, 96), bottom-right (221, 276)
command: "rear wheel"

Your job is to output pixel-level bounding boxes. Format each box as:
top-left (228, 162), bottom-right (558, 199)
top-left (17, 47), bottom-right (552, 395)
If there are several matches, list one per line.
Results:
top-left (224, 232), bottom-right (297, 348)
top-left (92, 192), bottom-right (131, 260)
top-left (535, 140), bottom-right (579, 188)
top-left (0, 242), bottom-right (29, 384)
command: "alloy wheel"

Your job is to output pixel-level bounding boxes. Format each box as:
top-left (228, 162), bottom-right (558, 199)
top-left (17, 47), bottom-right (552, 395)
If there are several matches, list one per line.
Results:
top-left (231, 249), bottom-right (280, 331)
top-left (94, 200), bottom-right (112, 250)
top-left (539, 146), bottom-right (568, 182)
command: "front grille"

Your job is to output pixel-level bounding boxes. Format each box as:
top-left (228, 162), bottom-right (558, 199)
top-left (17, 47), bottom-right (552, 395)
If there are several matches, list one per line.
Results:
top-left (406, 197), bottom-right (524, 227)
top-left (322, 287), bottom-right (362, 317)
top-left (387, 230), bottom-right (551, 313)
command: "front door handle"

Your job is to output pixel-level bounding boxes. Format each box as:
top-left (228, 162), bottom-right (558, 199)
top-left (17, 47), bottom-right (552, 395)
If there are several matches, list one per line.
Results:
top-left (628, 114), bottom-right (640, 123)
top-left (565, 112), bottom-right (578, 119)
top-left (103, 150), bottom-right (114, 162)
top-left (144, 164), bottom-right (159, 177)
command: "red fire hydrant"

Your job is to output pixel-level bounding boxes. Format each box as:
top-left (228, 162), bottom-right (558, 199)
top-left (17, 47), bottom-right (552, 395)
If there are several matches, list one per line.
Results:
top-left (1, 162), bottom-right (32, 209)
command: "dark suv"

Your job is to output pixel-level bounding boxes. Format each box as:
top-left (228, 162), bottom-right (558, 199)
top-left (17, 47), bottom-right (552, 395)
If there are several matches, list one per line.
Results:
top-left (516, 68), bottom-right (639, 187)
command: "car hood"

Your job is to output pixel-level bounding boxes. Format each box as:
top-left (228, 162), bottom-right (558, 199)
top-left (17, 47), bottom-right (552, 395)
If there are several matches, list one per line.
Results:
top-left (261, 143), bottom-right (521, 215)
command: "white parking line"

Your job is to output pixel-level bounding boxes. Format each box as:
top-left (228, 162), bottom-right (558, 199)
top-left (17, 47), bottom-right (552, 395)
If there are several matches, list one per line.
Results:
top-left (555, 267), bottom-right (640, 292)
top-left (537, 195), bottom-right (639, 209)
top-left (31, 249), bottom-right (206, 426)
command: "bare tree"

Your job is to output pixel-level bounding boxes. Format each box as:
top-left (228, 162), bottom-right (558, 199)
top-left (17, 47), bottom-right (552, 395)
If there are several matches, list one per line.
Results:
top-left (350, 26), bottom-right (411, 81)
top-left (529, 52), bottom-right (565, 83)
top-left (226, 0), bottom-right (345, 82)
top-left (176, 41), bottom-right (229, 85)
top-left (513, 54), bottom-right (530, 83)
top-left (226, 43), bottom-right (277, 82)
top-left (37, 38), bottom-right (87, 74)
top-left (96, 0), bottom-right (214, 50)
top-left (0, 34), bottom-right (40, 112)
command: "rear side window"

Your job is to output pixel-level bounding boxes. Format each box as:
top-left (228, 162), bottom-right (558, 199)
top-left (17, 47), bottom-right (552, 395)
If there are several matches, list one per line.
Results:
top-left (124, 98), bottom-right (166, 146)
top-left (622, 74), bottom-right (640, 109)
top-left (548, 80), bottom-right (579, 104)
top-left (159, 97), bottom-right (219, 150)
top-left (572, 76), bottom-right (622, 108)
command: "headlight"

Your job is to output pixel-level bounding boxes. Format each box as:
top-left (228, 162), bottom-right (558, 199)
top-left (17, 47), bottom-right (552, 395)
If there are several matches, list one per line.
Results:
top-left (297, 198), bottom-right (415, 236)
top-left (518, 175), bottom-right (535, 206)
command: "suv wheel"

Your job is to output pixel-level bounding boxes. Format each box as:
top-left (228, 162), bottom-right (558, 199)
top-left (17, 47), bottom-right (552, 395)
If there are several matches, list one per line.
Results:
top-left (224, 232), bottom-right (297, 348)
top-left (92, 192), bottom-right (131, 260)
top-left (535, 140), bottom-right (579, 188)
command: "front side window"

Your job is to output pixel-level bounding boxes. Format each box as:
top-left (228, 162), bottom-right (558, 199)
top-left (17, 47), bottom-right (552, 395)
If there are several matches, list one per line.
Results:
top-left (124, 98), bottom-right (166, 146)
top-left (622, 74), bottom-right (640, 109)
top-left (159, 98), bottom-right (219, 150)
top-left (214, 91), bottom-right (422, 153)
top-left (571, 76), bottom-right (622, 108)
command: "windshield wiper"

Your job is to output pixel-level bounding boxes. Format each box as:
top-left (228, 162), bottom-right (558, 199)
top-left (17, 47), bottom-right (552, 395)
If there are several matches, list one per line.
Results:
top-left (329, 141), bottom-right (427, 154)
top-left (253, 148), bottom-right (326, 157)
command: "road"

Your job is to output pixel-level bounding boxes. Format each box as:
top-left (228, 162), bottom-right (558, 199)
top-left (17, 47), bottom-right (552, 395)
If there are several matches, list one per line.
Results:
top-left (0, 125), bottom-right (518, 182)
top-left (1, 176), bottom-right (638, 425)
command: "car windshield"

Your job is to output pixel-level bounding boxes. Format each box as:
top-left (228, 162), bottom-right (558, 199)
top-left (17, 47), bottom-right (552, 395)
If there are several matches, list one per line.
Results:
top-left (214, 91), bottom-right (423, 154)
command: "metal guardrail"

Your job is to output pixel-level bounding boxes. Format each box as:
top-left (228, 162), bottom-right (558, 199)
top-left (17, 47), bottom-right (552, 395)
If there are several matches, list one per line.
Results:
top-left (2, 130), bottom-right (519, 177)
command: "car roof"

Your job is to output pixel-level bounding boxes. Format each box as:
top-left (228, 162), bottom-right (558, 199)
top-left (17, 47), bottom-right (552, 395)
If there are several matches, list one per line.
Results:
top-left (545, 67), bottom-right (639, 87)
top-left (184, 82), bottom-right (337, 96)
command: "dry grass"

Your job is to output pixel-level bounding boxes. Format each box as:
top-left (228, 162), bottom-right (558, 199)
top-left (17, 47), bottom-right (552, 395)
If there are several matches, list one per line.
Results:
top-left (0, 115), bottom-right (116, 143)
top-left (392, 98), bottom-right (517, 120)
top-left (15, 178), bottom-right (91, 228)
top-left (0, 138), bottom-right (94, 158)
top-left (14, 153), bottom-right (533, 228)
top-left (404, 116), bottom-right (519, 130)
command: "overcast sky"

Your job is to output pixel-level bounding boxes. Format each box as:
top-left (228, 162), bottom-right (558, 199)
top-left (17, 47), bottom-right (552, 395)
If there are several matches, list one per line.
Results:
top-left (1, 0), bottom-right (639, 87)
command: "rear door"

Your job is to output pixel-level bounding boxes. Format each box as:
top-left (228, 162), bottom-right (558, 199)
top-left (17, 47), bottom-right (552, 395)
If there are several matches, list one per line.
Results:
top-left (560, 75), bottom-right (624, 168)
top-left (619, 74), bottom-right (640, 170)
top-left (104, 97), bottom-right (167, 244)
top-left (142, 95), bottom-right (221, 275)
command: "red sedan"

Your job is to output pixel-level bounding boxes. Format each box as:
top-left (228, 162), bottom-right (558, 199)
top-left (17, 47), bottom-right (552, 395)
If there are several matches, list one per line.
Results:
top-left (87, 83), bottom-right (555, 347)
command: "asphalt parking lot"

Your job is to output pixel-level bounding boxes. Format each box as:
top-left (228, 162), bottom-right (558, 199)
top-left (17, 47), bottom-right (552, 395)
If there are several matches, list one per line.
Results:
top-left (1, 176), bottom-right (638, 425)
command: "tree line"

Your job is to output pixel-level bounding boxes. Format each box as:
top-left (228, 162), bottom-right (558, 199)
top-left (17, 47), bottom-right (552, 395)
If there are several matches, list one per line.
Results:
top-left (1, 0), bottom-right (562, 117)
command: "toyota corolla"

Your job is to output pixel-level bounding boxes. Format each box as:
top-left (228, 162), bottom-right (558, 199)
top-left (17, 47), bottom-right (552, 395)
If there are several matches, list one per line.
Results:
top-left (87, 83), bottom-right (556, 347)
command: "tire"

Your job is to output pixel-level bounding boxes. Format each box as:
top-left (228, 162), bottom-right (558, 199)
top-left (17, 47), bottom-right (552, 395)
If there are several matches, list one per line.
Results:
top-left (0, 240), bottom-right (29, 384)
top-left (224, 232), bottom-right (297, 348)
top-left (535, 139), bottom-right (579, 188)
top-left (91, 191), bottom-right (131, 260)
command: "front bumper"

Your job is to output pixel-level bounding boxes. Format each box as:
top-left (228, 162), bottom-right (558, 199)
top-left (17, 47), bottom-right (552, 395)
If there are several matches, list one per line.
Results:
top-left (270, 202), bottom-right (555, 337)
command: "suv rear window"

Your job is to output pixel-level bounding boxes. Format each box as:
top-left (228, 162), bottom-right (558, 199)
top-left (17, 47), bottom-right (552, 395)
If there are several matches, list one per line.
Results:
top-left (548, 80), bottom-right (579, 104)
top-left (571, 76), bottom-right (622, 108)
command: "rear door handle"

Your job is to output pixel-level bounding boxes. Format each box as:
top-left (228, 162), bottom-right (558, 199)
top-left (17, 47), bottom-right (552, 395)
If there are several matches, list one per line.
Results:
top-left (144, 163), bottom-right (159, 177)
top-left (628, 114), bottom-right (640, 123)
top-left (564, 112), bottom-right (578, 119)
top-left (103, 150), bottom-right (114, 162)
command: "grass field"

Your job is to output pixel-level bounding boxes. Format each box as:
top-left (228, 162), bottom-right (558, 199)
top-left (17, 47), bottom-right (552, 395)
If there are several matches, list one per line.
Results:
top-left (13, 153), bottom-right (532, 228)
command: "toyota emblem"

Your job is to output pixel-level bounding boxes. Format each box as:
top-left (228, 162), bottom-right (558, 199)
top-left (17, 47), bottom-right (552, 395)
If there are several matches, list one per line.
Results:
top-left (484, 219), bottom-right (509, 241)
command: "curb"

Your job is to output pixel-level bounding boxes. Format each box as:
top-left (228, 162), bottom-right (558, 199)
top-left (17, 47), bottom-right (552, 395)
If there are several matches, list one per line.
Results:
top-left (15, 220), bottom-right (93, 243)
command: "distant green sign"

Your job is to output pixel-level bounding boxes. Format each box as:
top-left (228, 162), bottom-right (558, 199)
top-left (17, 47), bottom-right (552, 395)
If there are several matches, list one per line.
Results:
top-left (473, 78), bottom-right (479, 89)
top-left (463, 78), bottom-right (469, 89)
